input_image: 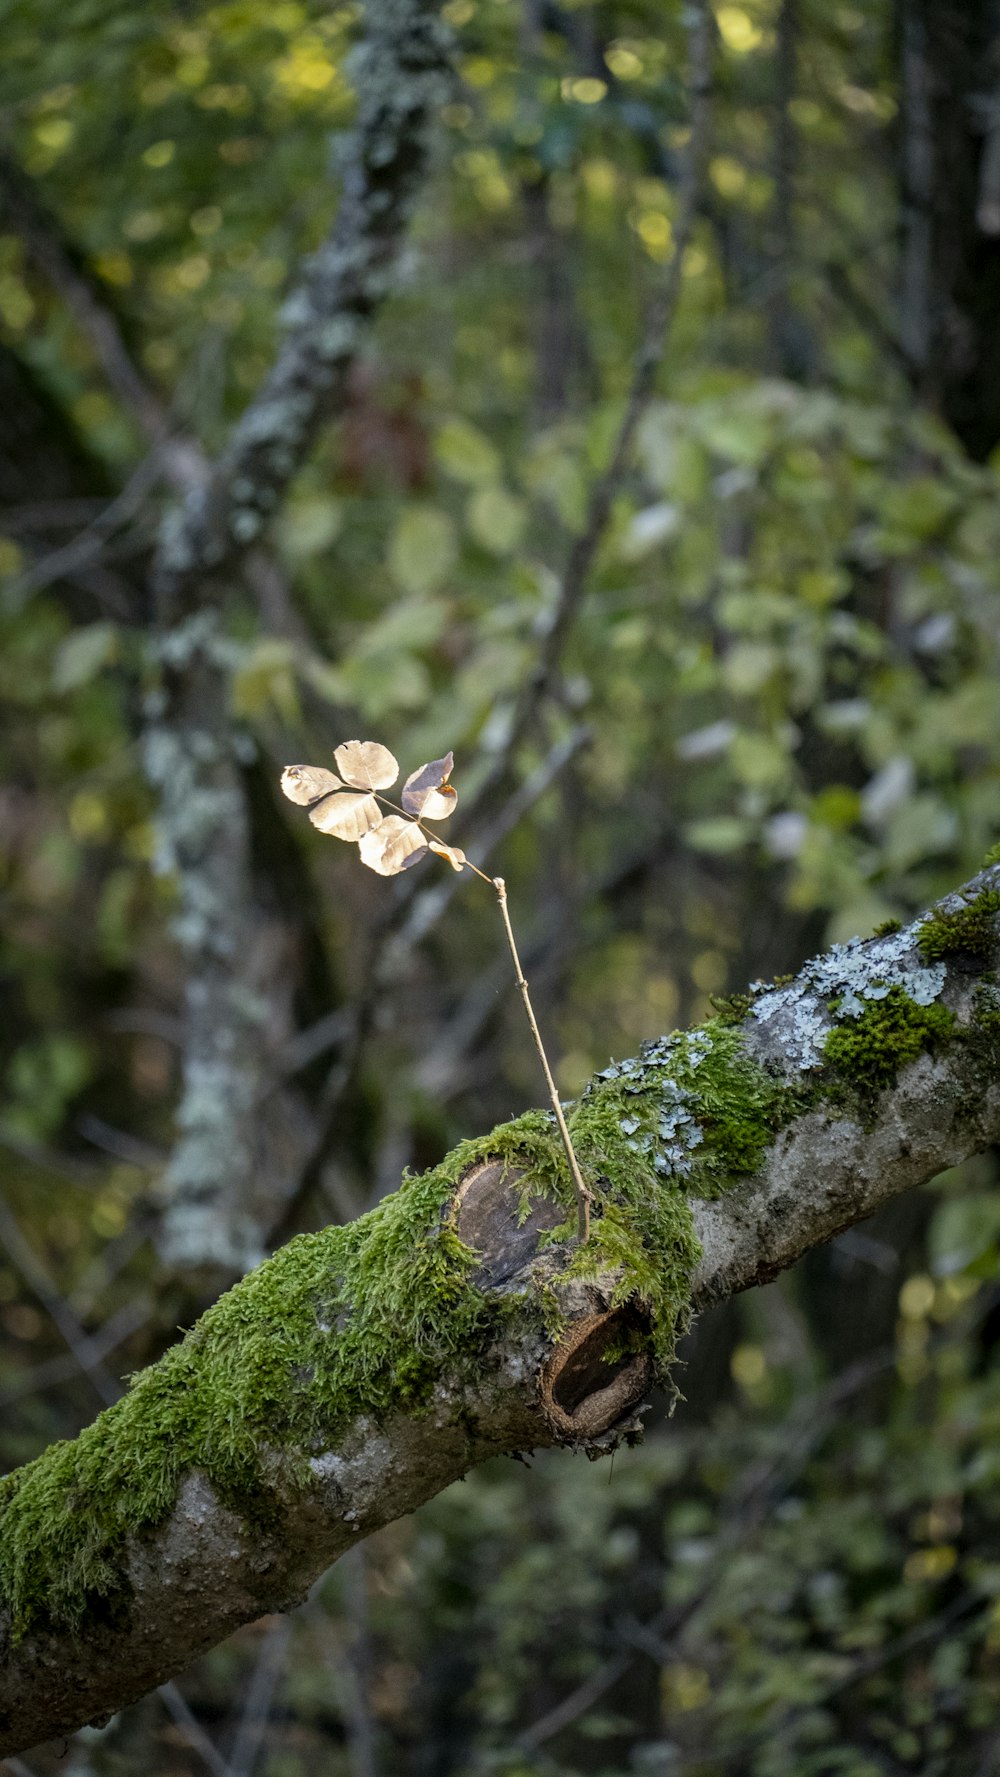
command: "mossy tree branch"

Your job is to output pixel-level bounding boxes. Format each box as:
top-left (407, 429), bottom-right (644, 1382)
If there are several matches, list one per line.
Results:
top-left (4, 865), bottom-right (1000, 1754)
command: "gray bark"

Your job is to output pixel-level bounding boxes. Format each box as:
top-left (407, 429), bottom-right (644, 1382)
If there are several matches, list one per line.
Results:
top-left (145, 0), bottom-right (453, 1277)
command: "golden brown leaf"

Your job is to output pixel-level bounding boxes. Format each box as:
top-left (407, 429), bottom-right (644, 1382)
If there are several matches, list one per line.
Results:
top-left (333, 739), bottom-right (399, 792)
top-left (280, 764), bottom-right (344, 806)
top-left (428, 839), bottom-right (467, 873)
top-left (401, 752), bottom-right (457, 821)
top-left (309, 791), bottom-right (384, 842)
top-left (358, 815), bottom-right (428, 875)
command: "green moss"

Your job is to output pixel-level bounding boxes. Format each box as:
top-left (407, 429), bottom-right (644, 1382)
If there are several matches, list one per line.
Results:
top-left (710, 990), bottom-right (754, 1025)
top-left (872, 916), bottom-right (902, 937)
top-left (0, 1014), bottom-right (817, 1642)
top-left (973, 982), bottom-right (1000, 1037)
top-left (982, 843), bottom-right (1000, 868)
top-left (0, 1087), bottom-right (709, 1640)
top-left (916, 888), bottom-right (1000, 963)
top-left (561, 1025), bottom-right (806, 1363)
top-left (822, 985), bottom-right (955, 1092)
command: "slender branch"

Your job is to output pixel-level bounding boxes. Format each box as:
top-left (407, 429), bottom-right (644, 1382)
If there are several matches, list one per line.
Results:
top-left (465, 0), bottom-right (713, 811)
top-left (493, 876), bottom-right (591, 1242)
top-left (0, 146), bottom-right (205, 494)
top-left (0, 1298), bottom-right (148, 1413)
top-left (0, 1196), bottom-right (122, 1407)
top-left (3, 449), bottom-right (163, 608)
top-left (227, 1617), bottom-right (292, 1777)
top-left (389, 725), bottom-right (591, 956)
top-left (158, 1683), bottom-right (233, 1777)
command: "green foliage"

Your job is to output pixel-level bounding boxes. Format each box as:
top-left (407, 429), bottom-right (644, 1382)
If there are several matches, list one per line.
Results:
top-left (917, 888), bottom-right (1000, 962)
top-left (823, 986), bottom-right (955, 1092)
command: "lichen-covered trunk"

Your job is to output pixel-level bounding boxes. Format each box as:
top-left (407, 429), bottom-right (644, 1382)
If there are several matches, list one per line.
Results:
top-left (3, 867), bottom-right (1000, 1755)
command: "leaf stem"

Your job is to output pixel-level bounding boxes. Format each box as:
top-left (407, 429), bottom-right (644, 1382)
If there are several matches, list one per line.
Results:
top-left (374, 792), bottom-right (494, 881)
top-left (371, 792), bottom-right (589, 1237)
top-left (492, 876), bottom-right (592, 1244)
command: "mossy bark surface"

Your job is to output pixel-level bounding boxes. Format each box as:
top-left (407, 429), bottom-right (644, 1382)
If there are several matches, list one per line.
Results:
top-left (4, 865), bottom-right (1000, 1755)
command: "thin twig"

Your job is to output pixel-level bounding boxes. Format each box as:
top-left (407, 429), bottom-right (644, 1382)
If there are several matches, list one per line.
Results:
top-left (158, 1683), bottom-right (233, 1777)
top-left (0, 1195), bottom-right (122, 1406)
top-left (0, 144), bottom-right (206, 493)
top-left (387, 725), bottom-right (590, 959)
top-left (465, 0), bottom-right (714, 814)
top-left (516, 1296), bottom-right (1000, 1753)
top-left (0, 1296), bottom-right (148, 1410)
top-left (3, 450), bottom-right (164, 608)
top-left (309, 1594), bottom-right (381, 1777)
top-left (707, 1589), bottom-right (986, 1771)
top-left (227, 1617), bottom-right (292, 1777)
top-left (493, 876), bottom-right (590, 1242)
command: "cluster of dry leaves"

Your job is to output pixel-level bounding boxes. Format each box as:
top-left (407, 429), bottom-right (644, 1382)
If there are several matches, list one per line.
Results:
top-left (281, 739), bottom-right (467, 876)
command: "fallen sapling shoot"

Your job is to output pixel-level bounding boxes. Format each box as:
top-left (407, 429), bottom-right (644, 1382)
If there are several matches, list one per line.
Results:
top-left (281, 740), bottom-right (592, 1241)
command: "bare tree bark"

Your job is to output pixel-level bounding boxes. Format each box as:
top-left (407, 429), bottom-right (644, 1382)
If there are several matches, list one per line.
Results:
top-left (897, 0), bottom-right (1000, 457)
top-left (3, 864), bottom-right (1000, 1754)
top-left (142, 0), bottom-right (453, 1278)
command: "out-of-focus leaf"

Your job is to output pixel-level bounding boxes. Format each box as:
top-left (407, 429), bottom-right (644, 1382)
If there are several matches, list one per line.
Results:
top-left (684, 817), bottom-right (752, 853)
top-left (434, 417), bottom-right (501, 485)
top-left (520, 436), bottom-right (587, 529)
top-left (637, 409), bottom-right (710, 501)
top-left (428, 839), bottom-right (466, 872)
top-left (694, 401), bottom-right (774, 466)
top-left (882, 794), bottom-right (957, 871)
top-left (52, 622), bottom-right (118, 692)
top-left (388, 506), bottom-right (457, 596)
top-left (721, 641), bottom-right (779, 695)
top-left (676, 720), bottom-right (736, 761)
top-left (877, 477), bottom-right (958, 541)
top-left (359, 815), bottom-right (428, 875)
top-left (340, 654), bottom-right (431, 721)
top-left (302, 657), bottom-right (351, 705)
top-left (929, 1195), bottom-right (1000, 1275)
top-left (730, 730), bottom-right (790, 788)
top-left (277, 494), bottom-right (343, 559)
top-left (310, 790), bottom-right (383, 841)
top-left (619, 502), bottom-right (681, 560)
top-left (465, 485), bottom-right (527, 555)
top-left (333, 739), bottom-right (399, 791)
top-left (351, 597), bottom-right (449, 659)
top-left (402, 752), bottom-right (457, 820)
top-left (280, 764), bottom-right (344, 806)
top-left (231, 638), bottom-right (299, 723)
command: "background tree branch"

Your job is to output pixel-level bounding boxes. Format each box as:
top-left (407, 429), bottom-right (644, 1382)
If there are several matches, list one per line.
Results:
top-left (141, 0), bottom-right (453, 1279)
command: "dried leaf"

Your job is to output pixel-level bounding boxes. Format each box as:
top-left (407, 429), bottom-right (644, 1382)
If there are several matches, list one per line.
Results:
top-left (333, 739), bottom-right (399, 792)
top-left (280, 764), bottom-right (344, 806)
top-left (401, 752), bottom-right (457, 821)
top-left (310, 791), bottom-right (384, 842)
top-left (359, 815), bottom-right (428, 875)
top-left (428, 839), bottom-right (467, 873)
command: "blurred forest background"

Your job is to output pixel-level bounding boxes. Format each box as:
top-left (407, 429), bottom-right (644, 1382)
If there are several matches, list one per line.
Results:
top-left (4, 0), bottom-right (1000, 1772)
